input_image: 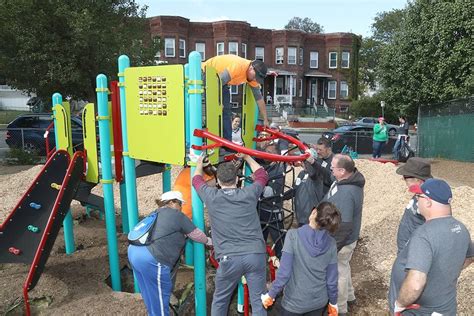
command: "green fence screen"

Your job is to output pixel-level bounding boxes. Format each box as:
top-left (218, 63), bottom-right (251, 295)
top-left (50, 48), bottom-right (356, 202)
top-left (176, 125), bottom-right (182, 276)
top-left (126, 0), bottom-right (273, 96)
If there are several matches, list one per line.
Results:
top-left (418, 97), bottom-right (474, 162)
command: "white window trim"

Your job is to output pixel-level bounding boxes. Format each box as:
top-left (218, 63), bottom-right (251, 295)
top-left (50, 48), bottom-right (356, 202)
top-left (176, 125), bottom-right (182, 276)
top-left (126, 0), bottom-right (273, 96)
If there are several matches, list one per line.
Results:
top-left (298, 79), bottom-right (303, 97)
top-left (255, 47), bottom-right (264, 62)
top-left (340, 81), bottom-right (349, 99)
top-left (217, 42), bottom-right (224, 55)
top-left (165, 38), bottom-right (175, 58)
top-left (229, 42), bottom-right (238, 55)
top-left (287, 47), bottom-right (297, 65)
top-left (231, 85), bottom-right (238, 95)
top-left (328, 81), bottom-right (337, 99)
top-left (310, 51), bottom-right (318, 69)
top-left (299, 47), bottom-right (304, 66)
top-left (242, 43), bottom-right (247, 59)
top-left (329, 52), bottom-right (337, 69)
top-left (276, 47), bottom-right (284, 64)
top-left (179, 39), bottom-right (186, 58)
top-left (291, 77), bottom-right (296, 97)
top-left (195, 42), bottom-right (205, 60)
top-left (342, 52), bottom-right (350, 68)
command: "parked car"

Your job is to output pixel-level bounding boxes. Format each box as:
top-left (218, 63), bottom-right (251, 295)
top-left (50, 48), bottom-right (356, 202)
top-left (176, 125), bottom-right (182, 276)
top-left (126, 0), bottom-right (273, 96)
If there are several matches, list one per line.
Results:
top-left (353, 117), bottom-right (398, 136)
top-left (322, 125), bottom-right (396, 155)
top-left (5, 113), bottom-right (84, 155)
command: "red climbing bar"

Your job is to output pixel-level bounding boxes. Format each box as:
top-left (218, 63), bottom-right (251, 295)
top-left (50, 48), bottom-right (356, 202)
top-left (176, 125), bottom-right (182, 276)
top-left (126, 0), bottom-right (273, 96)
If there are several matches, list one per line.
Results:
top-left (193, 127), bottom-right (310, 163)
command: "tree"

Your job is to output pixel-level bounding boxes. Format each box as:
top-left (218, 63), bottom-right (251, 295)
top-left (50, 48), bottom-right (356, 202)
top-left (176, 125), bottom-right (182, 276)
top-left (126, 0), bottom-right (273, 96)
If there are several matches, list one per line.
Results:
top-left (377, 0), bottom-right (473, 118)
top-left (358, 9), bottom-right (405, 95)
top-left (284, 17), bottom-right (324, 33)
top-left (349, 94), bottom-right (398, 123)
top-left (0, 0), bottom-right (161, 104)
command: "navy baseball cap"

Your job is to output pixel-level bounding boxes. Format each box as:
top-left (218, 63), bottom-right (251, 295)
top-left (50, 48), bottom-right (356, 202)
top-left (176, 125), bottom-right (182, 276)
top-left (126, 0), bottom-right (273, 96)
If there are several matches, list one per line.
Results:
top-left (251, 60), bottom-right (267, 85)
top-left (409, 178), bottom-right (452, 205)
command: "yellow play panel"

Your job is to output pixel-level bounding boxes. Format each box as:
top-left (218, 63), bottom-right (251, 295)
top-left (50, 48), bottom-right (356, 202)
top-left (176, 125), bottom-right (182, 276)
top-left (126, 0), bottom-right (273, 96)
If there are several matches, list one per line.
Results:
top-left (124, 65), bottom-right (185, 165)
top-left (241, 84), bottom-right (257, 148)
top-left (204, 66), bottom-right (222, 164)
top-left (82, 103), bottom-right (99, 183)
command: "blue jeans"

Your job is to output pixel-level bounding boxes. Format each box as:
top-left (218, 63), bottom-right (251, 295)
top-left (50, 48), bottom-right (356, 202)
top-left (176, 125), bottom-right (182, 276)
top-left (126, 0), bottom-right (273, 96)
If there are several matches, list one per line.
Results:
top-left (128, 245), bottom-right (172, 316)
top-left (222, 85), bottom-right (232, 141)
top-left (372, 140), bottom-right (385, 158)
top-left (212, 253), bottom-right (267, 316)
top-left (392, 138), bottom-right (402, 160)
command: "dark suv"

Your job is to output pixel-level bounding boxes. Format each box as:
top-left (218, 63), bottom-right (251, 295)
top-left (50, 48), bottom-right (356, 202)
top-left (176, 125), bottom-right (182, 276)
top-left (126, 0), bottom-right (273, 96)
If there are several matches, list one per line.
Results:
top-left (6, 113), bottom-right (84, 155)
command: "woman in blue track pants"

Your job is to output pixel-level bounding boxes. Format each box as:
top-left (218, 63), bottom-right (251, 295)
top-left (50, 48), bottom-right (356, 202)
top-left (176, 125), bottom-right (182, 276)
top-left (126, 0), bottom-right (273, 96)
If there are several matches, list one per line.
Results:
top-left (128, 191), bottom-right (212, 316)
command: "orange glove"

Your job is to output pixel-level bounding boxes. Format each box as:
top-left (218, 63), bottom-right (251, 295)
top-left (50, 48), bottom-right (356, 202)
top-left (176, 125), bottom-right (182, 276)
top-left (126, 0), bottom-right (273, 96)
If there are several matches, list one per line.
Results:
top-left (328, 303), bottom-right (338, 316)
top-left (261, 293), bottom-right (274, 309)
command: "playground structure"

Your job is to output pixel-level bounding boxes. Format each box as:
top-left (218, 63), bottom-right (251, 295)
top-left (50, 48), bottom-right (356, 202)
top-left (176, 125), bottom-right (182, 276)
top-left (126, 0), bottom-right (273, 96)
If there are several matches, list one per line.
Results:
top-left (0, 51), bottom-right (311, 315)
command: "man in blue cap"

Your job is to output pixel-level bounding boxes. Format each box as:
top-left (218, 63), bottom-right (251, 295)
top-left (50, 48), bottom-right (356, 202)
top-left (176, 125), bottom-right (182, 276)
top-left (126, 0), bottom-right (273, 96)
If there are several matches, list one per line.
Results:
top-left (391, 179), bottom-right (473, 315)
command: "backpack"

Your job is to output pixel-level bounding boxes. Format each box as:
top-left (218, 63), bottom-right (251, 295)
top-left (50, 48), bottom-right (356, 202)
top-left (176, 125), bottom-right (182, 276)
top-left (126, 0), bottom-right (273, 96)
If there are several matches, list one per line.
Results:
top-left (128, 212), bottom-right (159, 246)
top-left (398, 140), bottom-right (415, 163)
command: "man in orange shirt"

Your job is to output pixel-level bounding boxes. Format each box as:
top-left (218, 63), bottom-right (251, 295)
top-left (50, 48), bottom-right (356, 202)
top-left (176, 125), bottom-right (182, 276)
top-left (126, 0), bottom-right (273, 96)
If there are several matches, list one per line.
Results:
top-left (202, 54), bottom-right (269, 142)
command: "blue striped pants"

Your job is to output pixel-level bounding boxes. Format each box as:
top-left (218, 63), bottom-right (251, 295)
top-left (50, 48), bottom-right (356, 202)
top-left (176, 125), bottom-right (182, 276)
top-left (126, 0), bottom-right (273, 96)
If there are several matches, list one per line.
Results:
top-left (128, 245), bottom-right (172, 316)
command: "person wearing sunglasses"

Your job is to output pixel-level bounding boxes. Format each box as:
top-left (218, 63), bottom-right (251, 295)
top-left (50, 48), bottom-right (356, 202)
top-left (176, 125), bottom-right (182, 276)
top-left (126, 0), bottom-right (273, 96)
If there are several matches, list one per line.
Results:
top-left (393, 179), bottom-right (472, 315)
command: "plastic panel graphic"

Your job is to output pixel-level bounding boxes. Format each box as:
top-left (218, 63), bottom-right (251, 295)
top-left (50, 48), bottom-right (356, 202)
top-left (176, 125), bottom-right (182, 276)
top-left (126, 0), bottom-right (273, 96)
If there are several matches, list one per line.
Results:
top-left (125, 65), bottom-right (185, 165)
top-left (205, 66), bottom-right (222, 164)
top-left (82, 103), bottom-right (99, 183)
top-left (241, 84), bottom-right (258, 148)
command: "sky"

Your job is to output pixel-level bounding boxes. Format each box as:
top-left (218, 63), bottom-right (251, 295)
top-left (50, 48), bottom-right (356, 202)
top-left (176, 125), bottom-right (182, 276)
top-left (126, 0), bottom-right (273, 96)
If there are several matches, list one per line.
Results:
top-left (138, 0), bottom-right (408, 37)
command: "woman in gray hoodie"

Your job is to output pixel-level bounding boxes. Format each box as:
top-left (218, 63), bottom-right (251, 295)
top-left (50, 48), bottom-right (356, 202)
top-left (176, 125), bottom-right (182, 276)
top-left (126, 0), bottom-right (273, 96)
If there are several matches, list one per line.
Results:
top-left (261, 202), bottom-right (341, 315)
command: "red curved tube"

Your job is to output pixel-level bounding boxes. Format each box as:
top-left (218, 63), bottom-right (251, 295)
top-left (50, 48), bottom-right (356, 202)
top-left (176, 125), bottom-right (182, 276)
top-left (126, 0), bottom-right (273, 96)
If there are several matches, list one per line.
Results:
top-left (193, 127), bottom-right (310, 163)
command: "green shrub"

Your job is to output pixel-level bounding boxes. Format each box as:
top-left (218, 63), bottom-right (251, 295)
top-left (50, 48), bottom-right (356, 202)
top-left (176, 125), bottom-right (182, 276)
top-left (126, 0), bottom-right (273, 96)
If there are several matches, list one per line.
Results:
top-left (6, 148), bottom-right (41, 165)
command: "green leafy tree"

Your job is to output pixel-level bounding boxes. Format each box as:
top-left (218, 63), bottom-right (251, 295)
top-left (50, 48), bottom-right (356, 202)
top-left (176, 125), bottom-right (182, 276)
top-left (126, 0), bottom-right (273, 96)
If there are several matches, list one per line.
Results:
top-left (284, 17), bottom-right (324, 33)
top-left (349, 93), bottom-right (398, 123)
top-left (0, 0), bottom-right (161, 104)
top-left (358, 9), bottom-right (405, 95)
top-left (377, 0), bottom-right (473, 118)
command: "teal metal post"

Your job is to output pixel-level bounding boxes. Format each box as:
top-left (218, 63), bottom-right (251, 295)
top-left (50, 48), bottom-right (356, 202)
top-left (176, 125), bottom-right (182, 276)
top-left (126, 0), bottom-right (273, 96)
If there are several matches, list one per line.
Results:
top-left (52, 93), bottom-right (75, 255)
top-left (96, 74), bottom-right (121, 291)
top-left (189, 51), bottom-right (206, 316)
top-left (163, 165), bottom-right (171, 192)
top-left (118, 55), bottom-right (140, 293)
top-left (184, 63), bottom-right (194, 266)
top-left (238, 87), bottom-right (260, 311)
top-left (120, 182), bottom-right (129, 234)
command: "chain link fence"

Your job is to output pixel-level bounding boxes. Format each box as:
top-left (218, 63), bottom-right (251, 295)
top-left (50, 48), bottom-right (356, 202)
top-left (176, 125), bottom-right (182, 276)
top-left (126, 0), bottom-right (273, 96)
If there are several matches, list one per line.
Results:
top-left (418, 96), bottom-right (474, 162)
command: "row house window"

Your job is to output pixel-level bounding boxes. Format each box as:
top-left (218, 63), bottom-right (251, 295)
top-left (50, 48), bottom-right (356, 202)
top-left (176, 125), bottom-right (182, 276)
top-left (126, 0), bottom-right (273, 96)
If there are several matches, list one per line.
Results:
top-left (165, 38), bottom-right (175, 57)
top-left (299, 48), bottom-right (304, 66)
top-left (255, 47), bottom-right (264, 61)
top-left (276, 47), bottom-right (284, 64)
top-left (329, 51), bottom-right (351, 69)
top-left (242, 43), bottom-right (247, 59)
top-left (310, 51), bottom-right (319, 68)
top-left (217, 42), bottom-right (225, 55)
top-left (341, 52), bottom-right (350, 68)
top-left (328, 80), bottom-right (349, 99)
top-left (195, 42), bottom-right (205, 61)
top-left (229, 42), bottom-right (238, 55)
top-left (179, 39), bottom-right (186, 58)
top-left (288, 47), bottom-right (297, 65)
top-left (298, 78), bottom-right (303, 97)
top-left (329, 52), bottom-right (337, 69)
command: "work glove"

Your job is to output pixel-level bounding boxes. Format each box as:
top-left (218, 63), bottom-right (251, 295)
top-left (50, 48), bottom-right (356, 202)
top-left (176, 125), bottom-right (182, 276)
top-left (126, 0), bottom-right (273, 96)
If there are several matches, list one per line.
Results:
top-left (327, 303), bottom-right (338, 316)
top-left (261, 293), bottom-right (274, 309)
top-left (394, 301), bottom-right (420, 316)
top-left (205, 237), bottom-right (213, 247)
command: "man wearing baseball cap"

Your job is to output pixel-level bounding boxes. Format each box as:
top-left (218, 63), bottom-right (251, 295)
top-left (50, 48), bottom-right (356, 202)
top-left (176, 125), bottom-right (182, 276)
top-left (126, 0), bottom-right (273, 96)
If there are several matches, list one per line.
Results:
top-left (202, 54), bottom-right (269, 142)
top-left (391, 179), bottom-right (472, 315)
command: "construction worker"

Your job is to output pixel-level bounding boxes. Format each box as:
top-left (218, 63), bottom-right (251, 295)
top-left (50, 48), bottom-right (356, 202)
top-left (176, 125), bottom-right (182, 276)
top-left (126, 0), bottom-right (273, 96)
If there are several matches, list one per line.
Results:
top-left (202, 54), bottom-right (269, 142)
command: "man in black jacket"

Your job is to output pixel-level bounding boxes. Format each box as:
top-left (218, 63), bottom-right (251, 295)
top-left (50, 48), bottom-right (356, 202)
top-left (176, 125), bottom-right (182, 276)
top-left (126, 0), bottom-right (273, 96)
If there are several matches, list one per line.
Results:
top-left (323, 154), bottom-right (365, 315)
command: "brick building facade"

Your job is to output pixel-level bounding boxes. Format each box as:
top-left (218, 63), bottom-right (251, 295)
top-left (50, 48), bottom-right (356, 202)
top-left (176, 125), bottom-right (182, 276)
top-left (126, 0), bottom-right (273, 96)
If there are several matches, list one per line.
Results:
top-left (149, 16), bottom-right (361, 113)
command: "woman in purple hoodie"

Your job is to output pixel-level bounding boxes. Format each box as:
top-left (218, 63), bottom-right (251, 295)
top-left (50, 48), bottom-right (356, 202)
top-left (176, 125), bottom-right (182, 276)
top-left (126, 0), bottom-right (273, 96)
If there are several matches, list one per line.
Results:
top-left (261, 202), bottom-right (341, 316)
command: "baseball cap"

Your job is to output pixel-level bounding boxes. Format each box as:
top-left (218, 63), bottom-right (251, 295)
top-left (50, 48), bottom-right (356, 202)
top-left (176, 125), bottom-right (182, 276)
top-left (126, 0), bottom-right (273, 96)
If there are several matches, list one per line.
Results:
top-left (409, 178), bottom-right (452, 205)
top-left (251, 60), bottom-right (267, 85)
top-left (396, 157), bottom-right (432, 180)
top-left (161, 191), bottom-right (186, 204)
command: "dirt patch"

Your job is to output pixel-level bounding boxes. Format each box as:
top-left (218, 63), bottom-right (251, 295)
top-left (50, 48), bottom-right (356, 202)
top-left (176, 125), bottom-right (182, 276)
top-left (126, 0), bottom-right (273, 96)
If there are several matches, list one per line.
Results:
top-left (1, 159), bottom-right (473, 315)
